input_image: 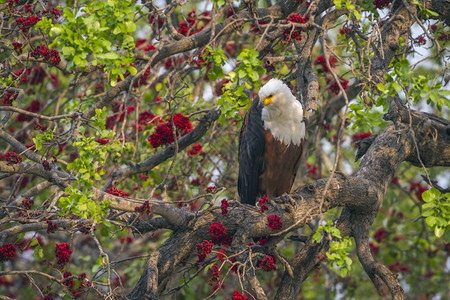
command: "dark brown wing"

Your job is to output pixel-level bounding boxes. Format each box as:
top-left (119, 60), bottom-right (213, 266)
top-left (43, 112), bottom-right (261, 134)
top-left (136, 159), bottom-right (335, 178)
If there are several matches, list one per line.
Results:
top-left (238, 96), bottom-right (265, 205)
top-left (259, 131), bottom-right (304, 198)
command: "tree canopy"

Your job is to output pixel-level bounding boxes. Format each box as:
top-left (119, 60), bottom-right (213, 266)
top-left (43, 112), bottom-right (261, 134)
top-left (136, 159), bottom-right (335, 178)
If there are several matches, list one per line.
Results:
top-left (0, 0), bottom-right (449, 299)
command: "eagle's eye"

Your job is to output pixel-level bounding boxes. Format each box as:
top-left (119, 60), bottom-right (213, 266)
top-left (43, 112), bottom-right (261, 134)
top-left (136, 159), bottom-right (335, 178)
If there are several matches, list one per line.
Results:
top-left (268, 94), bottom-right (273, 97)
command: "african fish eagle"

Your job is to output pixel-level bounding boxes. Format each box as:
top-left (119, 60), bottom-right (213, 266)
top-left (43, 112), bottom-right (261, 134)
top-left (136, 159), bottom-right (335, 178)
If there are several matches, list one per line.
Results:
top-left (238, 79), bottom-right (305, 205)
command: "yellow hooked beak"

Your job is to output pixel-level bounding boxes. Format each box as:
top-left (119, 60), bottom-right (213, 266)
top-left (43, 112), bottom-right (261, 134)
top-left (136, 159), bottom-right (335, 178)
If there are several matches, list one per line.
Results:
top-left (262, 95), bottom-right (274, 106)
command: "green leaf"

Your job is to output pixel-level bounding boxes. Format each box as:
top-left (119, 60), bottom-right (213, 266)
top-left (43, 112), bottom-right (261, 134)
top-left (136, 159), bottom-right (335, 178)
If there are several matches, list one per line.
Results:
top-left (62, 46), bottom-right (75, 56)
top-left (434, 227), bottom-right (444, 238)
top-left (124, 21), bottom-right (137, 32)
top-left (127, 66), bottom-right (137, 75)
top-left (110, 77), bottom-right (118, 87)
top-left (33, 138), bottom-right (42, 151)
top-left (100, 52), bottom-right (120, 60)
top-left (392, 82), bottom-right (402, 93)
top-left (426, 216), bottom-right (437, 227)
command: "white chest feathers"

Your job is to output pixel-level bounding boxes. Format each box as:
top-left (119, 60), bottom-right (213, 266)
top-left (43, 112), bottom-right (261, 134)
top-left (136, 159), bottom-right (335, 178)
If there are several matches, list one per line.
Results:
top-left (261, 100), bottom-right (305, 146)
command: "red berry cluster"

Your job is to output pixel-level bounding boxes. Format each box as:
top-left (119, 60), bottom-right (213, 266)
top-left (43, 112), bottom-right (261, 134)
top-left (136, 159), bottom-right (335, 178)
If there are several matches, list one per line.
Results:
top-left (409, 182), bottom-right (427, 202)
top-left (206, 185), bottom-right (216, 193)
top-left (149, 14), bottom-right (164, 32)
top-left (137, 111), bottom-right (162, 131)
top-left (0, 276), bottom-right (13, 286)
top-left (149, 124), bottom-right (174, 148)
top-left (6, 152), bottom-right (22, 164)
top-left (143, 44), bottom-right (156, 51)
top-left (46, 220), bottom-right (58, 233)
top-left (267, 214), bottom-right (283, 231)
top-left (77, 222), bottom-right (93, 235)
top-left (351, 132), bottom-right (372, 144)
top-left (373, 227), bottom-right (390, 242)
top-left (135, 38), bottom-right (147, 48)
top-left (177, 22), bottom-right (189, 35)
top-left (314, 55), bottom-right (338, 73)
top-left (113, 274), bottom-right (127, 287)
top-left (13, 68), bottom-right (32, 84)
top-left (55, 242), bottom-right (72, 267)
top-left (49, 73), bottom-right (60, 88)
top-left (257, 255), bottom-right (277, 272)
top-left (95, 137), bottom-right (109, 145)
top-left (177, 9), bottom-right (210, 37)
top-left (106, 186), bottom-right (130, 197)
top-left (21, 198), bottom-right (34, 210)
top-left (220, 199), bottom-right (229, 216)
top-left (30, 45), bottom-right (61, 65)
top-left (389, 261), bottom-right (409, 273)
top-left (209, 222), bottom-right (232, 246)
top-left (30, 65), bottom-right (48, 85)
top-left (250, 20), bottom-right (269, 33)
top-left (215, 79), bottom-right (230, 96)
top-left (283, 13), bottom-right (307, 42)
top-left (209, 222), bottom-right (226, 239)
top-left (414, 35), bottom-right (427, 46)
top-left (8, 0), bottom-right (19, 7)
top-left (64, 271), bottom-right (89, 297)
top-left (209, 264), bottom-right (224, 291)
top-left (12, 41), bottom-right (23, 54)
top-left (172, 113), bottom-right (193, 133)
top-left (373, 0), bottom-right (391, 9)
top-left (135, 200), bottom-right (151, 214)
top-left (217, 249), bottom-right (226, 261)
top-left (24, 3), bottom-right (32, 13)
top-left (16, 15), bottom-right (41, 32)
top-left (63, 271), bottom-right (75, 288)
top-left (232, 290), bottom-right (248, 300)
top-left (2, 92), bottom-right (17, 106)
top-left (438, 31), bottom-right (449, 41)
top-left (42, 159), bottom-right (51, 171)
top-left (306, 163), bottom-right (318, 177)
top-left (259, 195), bottom-right (269, 213)
top-left (257, 236), bottom-right (269, 245)
top-left (129, 67), bottom-right (151, 87)
top-left (0, 243), bottom-right (16, 262)
top-left (120, 236), bottom-right (133, 244)
top-left (118, 105), bottom-right (135, 122)
top-left (164, 56), bottom-right (184, 69)
top-left (42, 8), bottom-right (62, 19)
top-left (339, 27), bottom-right (351, 35)
top-left (327, 78), bottom-right (349, 95)
top-left (148, 113), bottom-right (193, 148)
top-left (188, 143), bottom-right (204, 156)
top-left (196, 239), bottom-right (213, 262)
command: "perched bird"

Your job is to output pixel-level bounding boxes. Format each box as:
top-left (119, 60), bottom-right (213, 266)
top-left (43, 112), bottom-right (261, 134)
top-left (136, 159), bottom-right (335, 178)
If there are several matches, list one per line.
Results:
top-left (238, 79), bottom-right (305, 205)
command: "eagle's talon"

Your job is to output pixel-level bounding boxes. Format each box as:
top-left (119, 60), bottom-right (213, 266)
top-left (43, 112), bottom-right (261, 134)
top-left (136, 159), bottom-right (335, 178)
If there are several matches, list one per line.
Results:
top-left (280, 193), bottom-right (296, 206)
top-left (334, 171), bottom-right (348, 179)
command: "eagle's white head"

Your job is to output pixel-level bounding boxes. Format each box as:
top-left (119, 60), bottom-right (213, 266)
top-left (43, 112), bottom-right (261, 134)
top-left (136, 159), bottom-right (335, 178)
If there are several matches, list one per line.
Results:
top-left (258, 79), bottom-right (305, 146)
top-left (259, 79), bottom-right (296, 107)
